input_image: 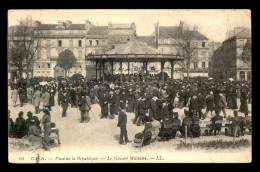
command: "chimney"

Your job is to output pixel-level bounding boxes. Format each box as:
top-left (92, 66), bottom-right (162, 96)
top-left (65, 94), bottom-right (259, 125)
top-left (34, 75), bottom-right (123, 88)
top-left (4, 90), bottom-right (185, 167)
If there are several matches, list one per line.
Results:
top-left (179, 21), bottom-right (184, 34)
top-left (85, 19), bottom-right (93, 33)
top-left (33, 20), bottom-right (41, 27)
top-left (66, 20), bottom-right (72, 27)
top-left (193, 25), bottom-right (198, 31)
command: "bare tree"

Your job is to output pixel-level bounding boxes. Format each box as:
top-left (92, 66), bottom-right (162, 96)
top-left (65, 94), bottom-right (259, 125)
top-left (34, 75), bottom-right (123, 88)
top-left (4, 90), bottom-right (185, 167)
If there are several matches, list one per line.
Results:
top-left (14, 23), bottom-right (42, 84)
top-left (176, 22), bottom-right (198, 80)
top-left (240, 40), bottom-right (251, 65)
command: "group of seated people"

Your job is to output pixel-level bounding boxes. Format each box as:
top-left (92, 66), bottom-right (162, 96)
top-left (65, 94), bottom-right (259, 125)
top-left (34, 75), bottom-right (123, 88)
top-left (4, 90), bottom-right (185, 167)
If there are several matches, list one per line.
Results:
top-left (136, 108), bottom-right (252, 147)
top-left (8, 110), bottom-right (60, 150)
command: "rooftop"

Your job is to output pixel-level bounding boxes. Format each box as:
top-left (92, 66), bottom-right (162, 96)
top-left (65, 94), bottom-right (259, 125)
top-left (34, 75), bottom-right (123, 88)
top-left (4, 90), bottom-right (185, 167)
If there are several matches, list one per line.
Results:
top-left (106, 39), bottom-right (160, 54)
top-left (36, 24), bottom-right (85, 30)
top-left (159, 26), bottom-right (208, 40)
top-left (86, 26), bottom-right (109, 35)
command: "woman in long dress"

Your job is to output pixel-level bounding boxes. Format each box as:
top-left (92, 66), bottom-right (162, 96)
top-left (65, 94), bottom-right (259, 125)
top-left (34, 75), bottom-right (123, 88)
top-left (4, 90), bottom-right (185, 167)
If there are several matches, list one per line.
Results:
top-left (11, 86), bottom-right (18, 107)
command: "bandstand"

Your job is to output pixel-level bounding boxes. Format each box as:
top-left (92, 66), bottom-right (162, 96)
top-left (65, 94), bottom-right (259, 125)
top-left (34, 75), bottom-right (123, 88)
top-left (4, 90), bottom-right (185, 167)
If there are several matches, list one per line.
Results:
top-left (85, 39), bottom-right (184, 82)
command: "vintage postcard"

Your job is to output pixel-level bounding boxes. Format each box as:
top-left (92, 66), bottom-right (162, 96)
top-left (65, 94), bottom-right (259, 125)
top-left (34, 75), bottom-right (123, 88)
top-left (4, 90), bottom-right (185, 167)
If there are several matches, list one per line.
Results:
top-left (8, 9), bottom-right (251, 163)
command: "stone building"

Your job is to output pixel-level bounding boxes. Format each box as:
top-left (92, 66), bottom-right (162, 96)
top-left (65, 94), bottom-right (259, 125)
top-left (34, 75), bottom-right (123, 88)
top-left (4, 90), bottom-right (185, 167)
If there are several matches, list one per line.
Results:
top-left (210, 28), bottom-right (251, 81)
top-left (154, 22), bottom-right (210, 79)
top-left (33, 20), bottom-right (92, 78)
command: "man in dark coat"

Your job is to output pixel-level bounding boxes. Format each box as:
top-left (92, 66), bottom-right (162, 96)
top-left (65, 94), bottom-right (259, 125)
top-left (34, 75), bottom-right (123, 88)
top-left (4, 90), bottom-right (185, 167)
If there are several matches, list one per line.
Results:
top-left (78, 94), bottom-right (91, 123)
top-left (172, 112), bottom-right (181, 138)
top-left (18, 87), bottom-right (26, 107)
top-left (117, 109), bottom-right (131, 145)
top-left (15, 111), bottom-right (26, 138)
top-left (60, 91), bottom-right (69, 117)
top-left (203, 91), bottom-right (215, 119)
top-left (209, 110), bottom-right (223, 135)
top-left (99, 90), bottom-right (109, 119)
top-left (149, 95), bottom-right (158, 121)
top-left (178, 87), bottom-right (186, 109)
top-left (181, 109), bottom-right (192, 137)
top-left (108, 91), bottom-right (116, 119)
top-left (136, 95), bottom-right (147, 126)
top-left (197, 92), bottom-right (205, 119)
top-left (8, 110), bottom-right (15, 138)
top-left (191, 112), bottom-right (200, 137)
top-left (239, 84), bottom-right (249, 114)
top-left (119, 89), bottom-right (127, 110)
top-left (189, 95), bottom-right (199, 117)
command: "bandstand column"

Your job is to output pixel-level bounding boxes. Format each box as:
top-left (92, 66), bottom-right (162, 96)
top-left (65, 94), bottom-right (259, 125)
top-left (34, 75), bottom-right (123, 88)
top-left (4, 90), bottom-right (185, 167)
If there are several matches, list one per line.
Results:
top-left (171, 60), bottom-right (174, 79)
top-left (145, 62), bottom-right (148, 74)
top-left (120, 61), bottom-right (123, 83)
top-left (102, 61), bottom-right (105, 83)
top-left (99, 60), bottom-right (102, 81)
top-left (161, 60), bottom-right (165, 84)
top-left (95, 60), bottom-right (98, 80)
top-left (128, 61), bottom-right (130, 75)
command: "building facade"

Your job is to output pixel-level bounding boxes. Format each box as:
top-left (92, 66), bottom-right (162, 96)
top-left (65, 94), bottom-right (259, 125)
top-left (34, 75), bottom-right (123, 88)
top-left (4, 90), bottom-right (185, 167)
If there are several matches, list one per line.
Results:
top-left (34, 20), bottom-right (90, 78)
top-left (210, 28), bottom-right (251, 81)
top-left (154, 22), bottom-right (210, 79)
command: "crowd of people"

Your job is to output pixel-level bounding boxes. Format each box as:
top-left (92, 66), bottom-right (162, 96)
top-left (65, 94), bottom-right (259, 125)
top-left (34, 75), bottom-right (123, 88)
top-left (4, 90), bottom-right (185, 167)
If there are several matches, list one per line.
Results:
top-left (8, 73), bottom-right (252, 148)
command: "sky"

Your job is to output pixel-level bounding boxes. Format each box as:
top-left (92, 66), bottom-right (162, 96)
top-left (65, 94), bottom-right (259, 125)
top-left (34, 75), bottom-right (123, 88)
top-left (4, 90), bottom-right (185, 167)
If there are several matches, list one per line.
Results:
top-left (8, 9), bottom-right (251, 42)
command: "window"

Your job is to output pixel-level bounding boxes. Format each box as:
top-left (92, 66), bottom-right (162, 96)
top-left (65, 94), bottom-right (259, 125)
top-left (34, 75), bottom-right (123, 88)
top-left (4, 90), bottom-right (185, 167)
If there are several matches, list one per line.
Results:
top-left (239, 40), bottom-right (244, 46)
top-left (202, 62), bottom-right (206, 69)
top-left (42, 71), bottom-right (45, 73)
top-left (202, 42), bottom-right (205, 47)
top-left (78, 40), bottom-right (82, 47)
top-left (96, 40), bottom-right (99, 45)
top-left (69, 40), bottom-right (73, 47)
top-left (127, 37), bottom-right (130, 41)
top-left (89, 40), bottom-right (92, 46)
top-left (47, 49), bottom-right (50, 58)
top-left (161, 39), bottom-right (164, 44)
top-left (194, 62), bottom-right (198, 69)
top-left (37, 71), bottom-right (40, 73)
top-left (78, 49), bottom-right (82, 58)
top-left (58, 40), bottom-right (62, 47)
top-left (47, 63), bottom-right (50, 68)
top-left (37, 50), bottom-right (41, 59)
top-left (247, 71), bottom-right (251, 80)
top-left (240, 71), bottom-right (245, 80)
top-left (47, 71), bottom-right (50, 73)
top-left (201, 51), bottom-right (206, 55)
top-left (42, 63), bottom-right (46, 68)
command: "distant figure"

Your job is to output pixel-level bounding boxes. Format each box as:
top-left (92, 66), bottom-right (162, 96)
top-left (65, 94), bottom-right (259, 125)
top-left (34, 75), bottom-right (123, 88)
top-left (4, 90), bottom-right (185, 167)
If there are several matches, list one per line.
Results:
top-left (18, 87), bottom-right (26, 107)
top-left (11, 86), bottom-right (18, 107)
top-left (117, 108), bottom-right (131, 145)
top-left (40, 110), bottom-right (52, 150)
top-left (8, 110), bottom-right (15, 138)
top-left (78, 94), bottom-right (92, 123)
top-left (33, 87), bottom-right (41, 114)
top-left (209, 110), bottom-right (223, 136)
top-left (14, 111), bottom-right (26, 138)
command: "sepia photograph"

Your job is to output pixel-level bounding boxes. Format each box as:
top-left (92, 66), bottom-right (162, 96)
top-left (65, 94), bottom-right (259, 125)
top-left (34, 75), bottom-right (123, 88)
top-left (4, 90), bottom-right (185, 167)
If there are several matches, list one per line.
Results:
top-left (7, 9), bottom-right (251, 163)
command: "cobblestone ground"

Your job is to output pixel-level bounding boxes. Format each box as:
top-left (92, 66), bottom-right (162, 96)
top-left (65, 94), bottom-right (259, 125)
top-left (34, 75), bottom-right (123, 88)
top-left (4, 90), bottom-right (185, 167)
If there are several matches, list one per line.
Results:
top-left (8, 88), bottom-right (252, 163)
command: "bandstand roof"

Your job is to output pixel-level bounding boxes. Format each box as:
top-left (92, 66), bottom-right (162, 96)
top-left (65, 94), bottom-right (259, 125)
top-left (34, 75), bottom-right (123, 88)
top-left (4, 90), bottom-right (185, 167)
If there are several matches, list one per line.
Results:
top-left (85, 39), bottom-right (183, 62)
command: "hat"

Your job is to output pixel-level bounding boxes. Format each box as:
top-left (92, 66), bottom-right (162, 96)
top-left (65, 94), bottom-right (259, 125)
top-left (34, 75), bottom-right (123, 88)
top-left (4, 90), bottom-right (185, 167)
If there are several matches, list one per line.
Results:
top-left (144, 116), bottom-right (151, 122)
top-left (42, 109), bottom-right (50, 115)
top-left (173, 112), bottom-right (179, 117)
top-left (184, 109), bottom-right (189, 116)
top-left (27, 111), bottom-right (33, 116)
top-left (18, 111), bottom-right (23, 117)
